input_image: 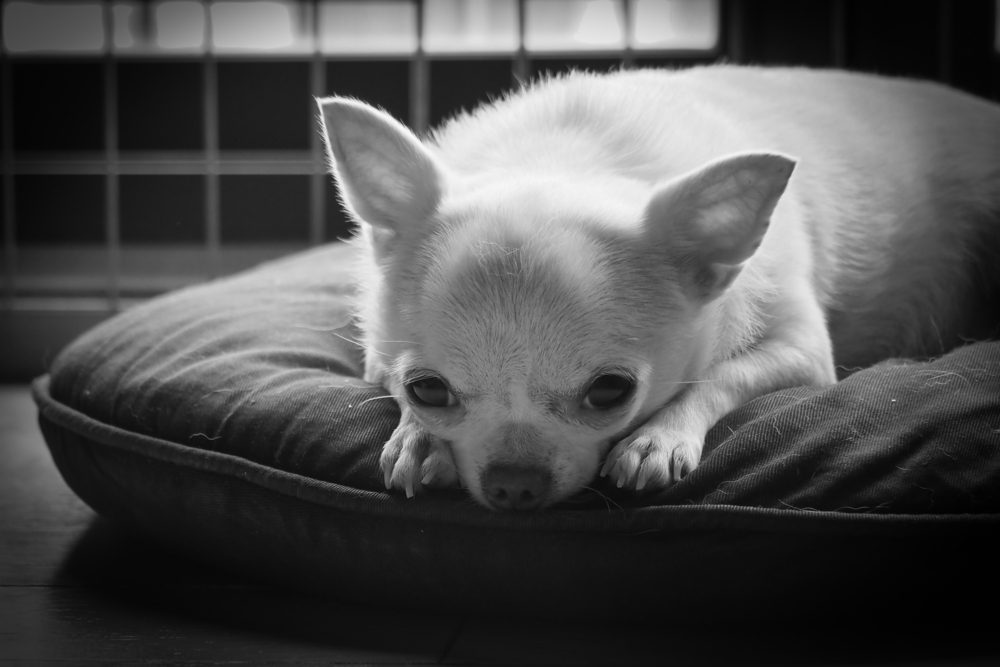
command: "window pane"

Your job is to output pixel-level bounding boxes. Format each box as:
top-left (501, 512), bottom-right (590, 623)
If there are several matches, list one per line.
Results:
top-left (633, 54), bottom-right (715, 70)
top-left (112, 2), bottom-right (142, 51)
top-left (325, 61), bottom-right (410, 123)
top-left (424, 0), bottom-right (518, 53)
top-left (845, 0), bottom-right (939, 79)
top-left (318, 0), bottom-right (416, 54)
top-left (119, 63), bottom-right (203, 150)
top-left (429, 60), bottom-right (514, 127)
top-left (530, 56), bottom-right (621, 78)
top-left (218, 62), bottom-right (311, 150)
top-left (121, 176), bottom-right (205, 243)
top-left (3, 1), bottom-right (105, 53)
top-left (525, 0), bottom-right (624, 52)
top-left (631, 0), bottom-right (718, 50)
top-left (210, 1), bottom-right (312, 53)
top-left (13, 63), bottom-right (104, 151)
top-left (220, 176), bottom-right (309, 242)
top-left (736, 0), bottom-right (831, 66)
top-left (154, 0), bottom-right (206, 51)
top-left (15, 176), bottom-right (105, 244)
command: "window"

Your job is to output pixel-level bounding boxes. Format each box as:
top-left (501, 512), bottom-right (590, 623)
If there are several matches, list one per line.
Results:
top-left (1, 0), bottom-right (720, 310)
top-left (3, 0), bottom-right (998, 380)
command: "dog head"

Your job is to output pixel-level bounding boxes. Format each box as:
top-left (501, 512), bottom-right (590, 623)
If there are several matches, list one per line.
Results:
top-left (318, 96), bottom-right (794, 510)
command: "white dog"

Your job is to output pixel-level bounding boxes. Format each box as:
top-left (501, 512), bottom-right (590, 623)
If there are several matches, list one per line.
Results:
top-left (318, 66), bottom-right (1000, 511)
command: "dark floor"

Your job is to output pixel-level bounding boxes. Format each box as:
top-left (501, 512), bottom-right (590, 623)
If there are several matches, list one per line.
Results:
top-left (2, 383), bottom-right (998, 666)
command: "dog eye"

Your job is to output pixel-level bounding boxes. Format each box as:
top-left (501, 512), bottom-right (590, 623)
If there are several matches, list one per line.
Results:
top-left (583, 374), bottom-right (635, 410)
top-left (406, 377), bottom-right (456, 408)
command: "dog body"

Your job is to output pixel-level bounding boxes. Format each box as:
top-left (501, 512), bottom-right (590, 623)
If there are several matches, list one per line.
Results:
top-left (319, 66), bottom-right (1000, 510)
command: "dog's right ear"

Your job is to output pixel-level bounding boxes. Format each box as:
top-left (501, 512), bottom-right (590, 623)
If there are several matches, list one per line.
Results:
top-left (317, 97), bottom-right (442, 243)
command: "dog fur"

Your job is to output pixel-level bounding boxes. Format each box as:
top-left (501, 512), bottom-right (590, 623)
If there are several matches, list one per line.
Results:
top-left (318, 66), bottom-right (1000, 511)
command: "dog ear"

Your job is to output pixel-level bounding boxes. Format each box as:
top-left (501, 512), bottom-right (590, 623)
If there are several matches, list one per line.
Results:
top-left (317, 97), bottom-right (442, 239)
top-left (643, 152), bottom-right (795, 300)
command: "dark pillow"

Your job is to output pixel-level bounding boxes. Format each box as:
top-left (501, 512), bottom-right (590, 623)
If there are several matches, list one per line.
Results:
top-left (34, 242), bottom-right (1000, 621)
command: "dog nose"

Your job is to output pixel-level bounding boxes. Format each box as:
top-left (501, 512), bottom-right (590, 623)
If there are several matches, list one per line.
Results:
top-left (482, 463), bottom-right (551, 511)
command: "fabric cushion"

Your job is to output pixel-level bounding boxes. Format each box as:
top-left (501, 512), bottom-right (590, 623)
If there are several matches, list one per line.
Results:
top-left (34, 242), bottom-right (1000, 621)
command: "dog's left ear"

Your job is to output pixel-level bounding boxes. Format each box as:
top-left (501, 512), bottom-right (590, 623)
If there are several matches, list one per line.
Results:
top-left (317, 96), bottom-right (442, 241)
top-left (643, 152), bottom-right (795, 300)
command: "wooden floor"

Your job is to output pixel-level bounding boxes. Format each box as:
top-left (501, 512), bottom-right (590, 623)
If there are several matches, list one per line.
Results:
top-left (2, 383), bottom-right (998, 666)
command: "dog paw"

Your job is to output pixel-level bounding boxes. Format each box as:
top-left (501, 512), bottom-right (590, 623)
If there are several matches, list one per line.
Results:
top-left (419, 439), bottom-right (459, 489)
top-left (600, 428), bottom-right (702, 492)
top-left (380, 421), bottom-right (457, 498)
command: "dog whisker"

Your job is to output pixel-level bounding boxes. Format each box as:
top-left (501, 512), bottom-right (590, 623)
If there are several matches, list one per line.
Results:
top-left (290, 324), bottom-right (349, 333)
top-left (354, 394), bottom-right (397, 408)
top-left (581, 485), bottom-right (625, 512)
top-left (330, 331), bottom-right (366, 348)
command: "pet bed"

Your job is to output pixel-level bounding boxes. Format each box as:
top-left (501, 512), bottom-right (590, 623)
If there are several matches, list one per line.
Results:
top-left (33, 242), bottom-right (1000, 621)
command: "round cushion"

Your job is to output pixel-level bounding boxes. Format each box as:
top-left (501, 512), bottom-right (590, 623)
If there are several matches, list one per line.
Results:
top-left (34, 242), bottom-right (1000, 621)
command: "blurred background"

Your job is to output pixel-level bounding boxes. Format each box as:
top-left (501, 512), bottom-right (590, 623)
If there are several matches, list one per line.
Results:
top-left (1, 0), bottom-right (999, 380)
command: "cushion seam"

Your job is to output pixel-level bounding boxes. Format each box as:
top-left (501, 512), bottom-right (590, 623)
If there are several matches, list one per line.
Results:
top-left (32, 374), bottom-right (1000, 535)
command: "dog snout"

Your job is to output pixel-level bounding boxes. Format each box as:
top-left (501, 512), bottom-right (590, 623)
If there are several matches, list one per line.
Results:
top-left (481, 463), bottom-right (551, 511)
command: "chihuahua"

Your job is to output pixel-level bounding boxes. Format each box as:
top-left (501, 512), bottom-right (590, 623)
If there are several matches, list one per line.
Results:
top-left (318, 66), bottom-right (1000, 511)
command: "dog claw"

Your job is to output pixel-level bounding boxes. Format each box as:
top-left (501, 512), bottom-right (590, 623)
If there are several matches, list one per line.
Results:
top-left (380, 420), bottom-right (459, 498)
top-left (603, 429), bottom-right (702, 493)
top-left (671, 450), bottom-right (690, 482)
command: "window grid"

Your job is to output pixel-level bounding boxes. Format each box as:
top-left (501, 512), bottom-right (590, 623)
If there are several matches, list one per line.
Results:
top-left (2, 53), bottom-right (15, 306)
top-left (102, 4), bottom-right (121, 309)
top-left (0, 0), bottom-right (723, 313)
